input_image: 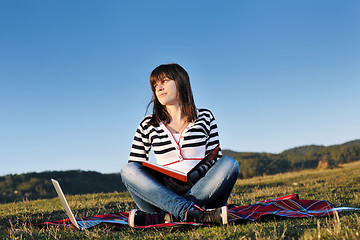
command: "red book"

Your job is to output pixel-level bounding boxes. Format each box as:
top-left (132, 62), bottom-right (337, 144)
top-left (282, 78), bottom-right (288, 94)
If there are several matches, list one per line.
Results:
top-left (141, 144), bottom-right (220, 182)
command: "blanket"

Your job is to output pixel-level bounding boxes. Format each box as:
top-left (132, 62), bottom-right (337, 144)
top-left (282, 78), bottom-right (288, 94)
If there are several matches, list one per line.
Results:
top-left (43, 194), bottom-right (359, 229)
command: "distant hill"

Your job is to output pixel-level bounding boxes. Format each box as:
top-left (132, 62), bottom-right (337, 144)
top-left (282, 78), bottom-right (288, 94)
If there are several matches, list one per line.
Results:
top-left (281, 144), bottom-right (325, 156)
top-left (338, 139), bottom-right (360, 146)
top-left (0, 170), bottom-right (126, 204)
top-left (223, 139), bottom-right (360, 179)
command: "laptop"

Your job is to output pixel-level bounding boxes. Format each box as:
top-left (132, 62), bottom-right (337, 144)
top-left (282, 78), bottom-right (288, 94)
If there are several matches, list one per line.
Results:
top-left (51, 179), bottom-right (101, 230)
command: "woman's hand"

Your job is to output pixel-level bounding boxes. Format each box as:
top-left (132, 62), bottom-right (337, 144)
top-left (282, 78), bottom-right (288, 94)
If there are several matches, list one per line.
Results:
top-left (163, 177), bottom-right (193, 195)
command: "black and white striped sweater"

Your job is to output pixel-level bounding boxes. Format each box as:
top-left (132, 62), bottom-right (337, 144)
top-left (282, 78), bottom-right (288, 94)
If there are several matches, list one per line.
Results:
top-left (128, 109), bottom-right (222, 174)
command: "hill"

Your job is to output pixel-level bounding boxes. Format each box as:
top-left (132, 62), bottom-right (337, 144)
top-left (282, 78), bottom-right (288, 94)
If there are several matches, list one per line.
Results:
top-left (1, 160), bottom-right (359, 239)
top-left (223, 139), bottom-right (360, 178)
top-left (339, 139), bottom-right (360, 146)
top-left (0, 170), bottom-right (126, 204)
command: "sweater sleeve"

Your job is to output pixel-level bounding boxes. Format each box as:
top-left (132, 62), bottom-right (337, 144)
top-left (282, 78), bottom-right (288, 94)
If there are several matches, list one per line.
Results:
top-left (128, 117), bottom-right (151, 162)
top-left (188, 110), bottom-right (222, 182)
top-left (206, 110), bottom-right (223, 159)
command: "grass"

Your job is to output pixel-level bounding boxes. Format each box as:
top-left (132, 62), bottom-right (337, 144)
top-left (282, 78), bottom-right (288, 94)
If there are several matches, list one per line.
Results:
top-left (1, 161), bottom-right (360, 239)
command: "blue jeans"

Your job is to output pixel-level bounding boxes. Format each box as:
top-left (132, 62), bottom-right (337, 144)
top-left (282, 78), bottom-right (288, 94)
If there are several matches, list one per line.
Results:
top-left (121, 156), bottom-right (239, 221)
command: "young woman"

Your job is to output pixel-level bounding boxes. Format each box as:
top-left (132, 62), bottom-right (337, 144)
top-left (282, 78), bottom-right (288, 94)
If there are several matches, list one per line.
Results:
top-left (121, 63), bottom-right (239, 227)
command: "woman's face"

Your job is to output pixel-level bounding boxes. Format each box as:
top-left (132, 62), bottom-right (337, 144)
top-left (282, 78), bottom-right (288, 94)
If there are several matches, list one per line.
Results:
top-left (154, 77), bottom-right (179, 106)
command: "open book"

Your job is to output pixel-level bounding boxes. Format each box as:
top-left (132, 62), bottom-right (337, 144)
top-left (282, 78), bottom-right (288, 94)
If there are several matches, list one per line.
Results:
top-left (138, 144), bottom-right (220, 182)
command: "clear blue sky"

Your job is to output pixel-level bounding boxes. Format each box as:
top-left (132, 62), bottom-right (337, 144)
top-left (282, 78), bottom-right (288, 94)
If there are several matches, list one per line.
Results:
top-left (1, 1), bottom-right (359, 176)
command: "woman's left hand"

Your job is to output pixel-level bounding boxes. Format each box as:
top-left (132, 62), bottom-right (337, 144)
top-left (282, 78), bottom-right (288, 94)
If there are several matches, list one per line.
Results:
top-left (163, 177), bottom-right (193, 195)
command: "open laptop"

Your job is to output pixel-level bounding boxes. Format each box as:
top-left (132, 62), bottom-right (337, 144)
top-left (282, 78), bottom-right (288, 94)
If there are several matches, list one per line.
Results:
top-left (51, 179), bottom-right (101, 230)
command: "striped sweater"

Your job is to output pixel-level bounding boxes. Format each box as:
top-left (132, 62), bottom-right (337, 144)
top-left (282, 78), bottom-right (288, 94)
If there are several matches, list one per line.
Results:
top-left (128, 109), bottom-right (222, 174)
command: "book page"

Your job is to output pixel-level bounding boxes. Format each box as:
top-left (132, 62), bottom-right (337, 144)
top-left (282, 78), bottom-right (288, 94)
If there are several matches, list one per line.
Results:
top-left (165, 159), bottom-right (201, 174)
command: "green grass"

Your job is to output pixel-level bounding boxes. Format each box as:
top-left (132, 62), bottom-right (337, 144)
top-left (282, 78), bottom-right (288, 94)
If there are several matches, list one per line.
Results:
top-left (1, 161), bottom-right (360, 239)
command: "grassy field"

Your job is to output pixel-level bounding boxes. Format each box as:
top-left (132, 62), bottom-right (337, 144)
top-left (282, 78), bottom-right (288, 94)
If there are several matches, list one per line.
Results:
top-left (1, 161), bottom-right (360, 239)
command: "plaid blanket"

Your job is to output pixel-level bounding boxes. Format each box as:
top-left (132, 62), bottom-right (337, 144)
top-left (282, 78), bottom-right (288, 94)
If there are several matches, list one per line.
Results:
top-left (43, 194), bottom-right (359, 229)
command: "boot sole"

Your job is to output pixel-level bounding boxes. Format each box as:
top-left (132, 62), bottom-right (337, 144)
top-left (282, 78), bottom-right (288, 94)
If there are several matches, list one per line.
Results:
top-left (128, 209), bottom-right (137, 227)
top-left (220, 206), bottom-right (228, 225)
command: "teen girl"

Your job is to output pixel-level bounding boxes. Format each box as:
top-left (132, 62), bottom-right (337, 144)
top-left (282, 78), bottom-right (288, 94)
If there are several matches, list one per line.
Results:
top-left (121, 63), bottom-right (239, 227)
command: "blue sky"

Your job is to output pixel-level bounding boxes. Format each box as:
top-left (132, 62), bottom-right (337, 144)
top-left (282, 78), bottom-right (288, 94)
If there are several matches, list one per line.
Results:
top-left (1, 0), bottom-right (359, 176)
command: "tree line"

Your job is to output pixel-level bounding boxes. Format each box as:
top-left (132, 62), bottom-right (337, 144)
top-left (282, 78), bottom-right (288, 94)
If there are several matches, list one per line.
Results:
top-left (0, 170), bottom-right (126, 204)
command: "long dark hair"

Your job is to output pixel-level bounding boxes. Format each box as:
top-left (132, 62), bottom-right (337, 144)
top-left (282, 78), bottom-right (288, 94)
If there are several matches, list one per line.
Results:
top-left (147, 63), bottom-right (197, 126)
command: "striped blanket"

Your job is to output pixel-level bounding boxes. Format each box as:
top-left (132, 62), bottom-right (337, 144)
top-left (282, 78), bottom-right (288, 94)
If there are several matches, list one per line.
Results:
top-left (43, 194), bottom-right (359, 229)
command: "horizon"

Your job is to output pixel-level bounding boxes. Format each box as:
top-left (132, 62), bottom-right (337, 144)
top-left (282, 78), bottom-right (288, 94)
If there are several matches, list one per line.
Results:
top-left (2, 137), bottom-right (359, 176)
top-left (1, 1), bottom-right (359, 176)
